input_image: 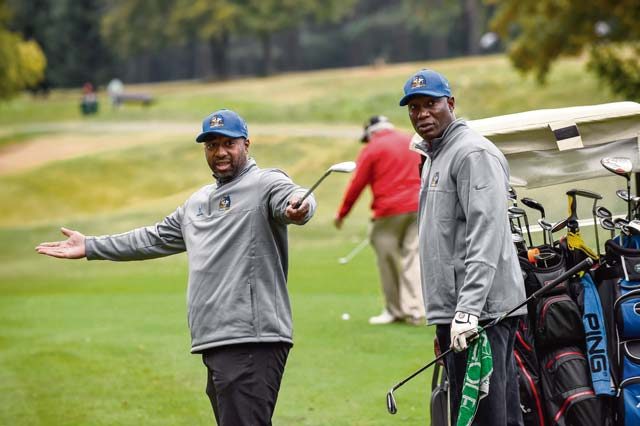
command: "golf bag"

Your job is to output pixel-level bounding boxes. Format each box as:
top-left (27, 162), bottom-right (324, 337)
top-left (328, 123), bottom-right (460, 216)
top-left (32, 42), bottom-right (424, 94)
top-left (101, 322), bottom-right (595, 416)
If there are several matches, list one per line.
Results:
top-left (516, 246), bottom-right (607, 426)
top-left (514, 318), bottom-right (545, 426)
top-left (596, 238), bottom-right (640, 426)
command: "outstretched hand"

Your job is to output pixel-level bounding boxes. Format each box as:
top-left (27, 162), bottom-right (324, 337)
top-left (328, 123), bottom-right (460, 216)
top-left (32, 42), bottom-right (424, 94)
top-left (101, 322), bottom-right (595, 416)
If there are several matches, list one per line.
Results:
top-left (35, 227), bottom-right (86, 259)
top-left (285, 196), bottom-right (310, 223)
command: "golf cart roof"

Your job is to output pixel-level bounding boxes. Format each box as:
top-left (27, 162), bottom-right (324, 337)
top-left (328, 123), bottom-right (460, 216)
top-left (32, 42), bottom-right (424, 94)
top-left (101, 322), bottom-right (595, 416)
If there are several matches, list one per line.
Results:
top-left (412, 102), bottom-right (640, 188)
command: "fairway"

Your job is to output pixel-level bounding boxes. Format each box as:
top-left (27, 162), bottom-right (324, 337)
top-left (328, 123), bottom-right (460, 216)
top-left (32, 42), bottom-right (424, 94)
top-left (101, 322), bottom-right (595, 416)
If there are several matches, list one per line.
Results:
top-left (0, 55), bottom-right (630, 425)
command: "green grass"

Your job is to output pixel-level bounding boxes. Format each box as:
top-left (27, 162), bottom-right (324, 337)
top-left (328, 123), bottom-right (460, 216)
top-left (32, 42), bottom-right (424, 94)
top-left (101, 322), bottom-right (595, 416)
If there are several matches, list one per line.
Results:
top-left (0, 53), bottom-right (633, 425)
top-left (0, 55), bottom-right (624, 130)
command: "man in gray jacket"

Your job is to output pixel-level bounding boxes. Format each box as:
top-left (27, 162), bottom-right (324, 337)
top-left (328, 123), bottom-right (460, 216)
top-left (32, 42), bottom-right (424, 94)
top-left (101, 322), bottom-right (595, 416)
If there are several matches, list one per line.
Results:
top-left (399, 70), bottom-right (526, 426)
top-left (36, 109), bottom-right (316, 426)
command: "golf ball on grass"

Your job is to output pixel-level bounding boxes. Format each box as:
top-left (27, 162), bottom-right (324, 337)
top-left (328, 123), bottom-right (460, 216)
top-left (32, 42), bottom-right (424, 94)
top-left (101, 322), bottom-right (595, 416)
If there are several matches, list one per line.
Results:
top-left (341, 313), bottom-right (350, 321)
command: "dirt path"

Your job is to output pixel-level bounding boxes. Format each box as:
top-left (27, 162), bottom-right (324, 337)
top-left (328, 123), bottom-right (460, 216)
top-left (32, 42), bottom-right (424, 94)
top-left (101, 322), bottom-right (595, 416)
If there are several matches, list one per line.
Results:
top-left (0, 121), bottom-right (361, 176)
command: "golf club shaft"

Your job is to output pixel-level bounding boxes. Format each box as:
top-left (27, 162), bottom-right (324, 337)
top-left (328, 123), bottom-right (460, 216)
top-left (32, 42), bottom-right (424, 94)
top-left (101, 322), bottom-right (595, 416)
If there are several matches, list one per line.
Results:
top-left (293, 170), bottom-right (330, 209)
top-left (339, 237), bottom-right (369, 264)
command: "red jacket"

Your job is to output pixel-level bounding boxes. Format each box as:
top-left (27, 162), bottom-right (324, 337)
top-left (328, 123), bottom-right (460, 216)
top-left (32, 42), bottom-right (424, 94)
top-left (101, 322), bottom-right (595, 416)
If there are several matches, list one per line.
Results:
top-left (337, 128), bottom-right (421, 219)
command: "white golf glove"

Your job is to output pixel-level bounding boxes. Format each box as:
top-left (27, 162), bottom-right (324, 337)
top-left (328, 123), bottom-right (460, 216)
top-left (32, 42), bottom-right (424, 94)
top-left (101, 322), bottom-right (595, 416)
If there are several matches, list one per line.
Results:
top-left (450, 311), bottom-right (479, 352)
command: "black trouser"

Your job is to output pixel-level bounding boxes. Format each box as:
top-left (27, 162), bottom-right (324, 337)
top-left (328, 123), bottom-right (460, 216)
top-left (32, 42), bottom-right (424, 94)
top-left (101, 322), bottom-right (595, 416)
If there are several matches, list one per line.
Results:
top-left (436, 317), bottom-right (524, 426)
top-left (202, 342), bottom-right (291, 426)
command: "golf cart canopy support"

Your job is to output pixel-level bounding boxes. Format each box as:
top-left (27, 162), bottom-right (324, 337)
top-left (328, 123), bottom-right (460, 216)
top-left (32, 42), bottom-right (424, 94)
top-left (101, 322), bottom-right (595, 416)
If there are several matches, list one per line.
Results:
top-left (411, 102), bottom-right (640, 189)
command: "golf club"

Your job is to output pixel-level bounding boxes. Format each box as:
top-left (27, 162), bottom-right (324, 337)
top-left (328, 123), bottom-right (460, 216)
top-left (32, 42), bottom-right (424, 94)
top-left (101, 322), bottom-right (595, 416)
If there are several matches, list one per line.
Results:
top-left (538, 218), bottom-right (553, 246)
top-left (566, 189), bottom-right (603, 257)
top-left (596, 206), bottom-right (614, 240)
top-left (521, 197), bottom-right (546, 245)
top-left (508, 186), bottom-right (523, 231)
top-left (509, 206), bottom-right (532, 247)
top-left (386, 257), bottom-right (594, 415)
top-left (614, 217), bottom-right (630, 246)
top-left (338, 237), bottom-right (369, 265)
top-left (625, 220), bottom-right (640, 236)
top-left (601, 157), bottom-right (633, 220)
top-left (293, 161), bottom-right (356, 209)
top-left (601, 217), bottom-right (616, 239)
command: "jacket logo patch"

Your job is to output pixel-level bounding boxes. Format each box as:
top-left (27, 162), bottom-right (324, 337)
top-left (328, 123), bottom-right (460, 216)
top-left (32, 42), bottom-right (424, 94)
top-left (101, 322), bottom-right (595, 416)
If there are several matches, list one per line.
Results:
top-left (196, 205), bottom-right (204, 216)
top-left (219, 195), bottom-right (231, 211)
top-left (430, 172), bottom-right (439, 187)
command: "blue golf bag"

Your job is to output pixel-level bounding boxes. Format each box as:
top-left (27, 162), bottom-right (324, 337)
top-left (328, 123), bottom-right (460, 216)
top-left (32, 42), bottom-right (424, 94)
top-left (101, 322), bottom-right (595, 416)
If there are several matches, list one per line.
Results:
top-left (595, 237), bottom-right (640, 426)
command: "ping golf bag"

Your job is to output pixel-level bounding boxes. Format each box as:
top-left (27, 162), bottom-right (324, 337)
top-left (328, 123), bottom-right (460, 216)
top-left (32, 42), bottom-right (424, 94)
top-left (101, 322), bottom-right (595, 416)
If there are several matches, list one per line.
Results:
top-left (595, 238), bottom-right (640, 426)
top-left (516, 246), bottom-right (607, 426)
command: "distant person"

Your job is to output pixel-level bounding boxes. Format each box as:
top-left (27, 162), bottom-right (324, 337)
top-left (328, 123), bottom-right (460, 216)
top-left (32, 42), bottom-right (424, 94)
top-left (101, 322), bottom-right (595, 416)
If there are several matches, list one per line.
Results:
top-left (107, 78), bottom-right (124, 108)
top-left (400, 69), bottom-right (526, 425)
top-left (334, 116), bottom-right (425, 325)
top-left (80, 82), bottom-right (98, 115)
top-left (35, 108), bottom-right (317, 426)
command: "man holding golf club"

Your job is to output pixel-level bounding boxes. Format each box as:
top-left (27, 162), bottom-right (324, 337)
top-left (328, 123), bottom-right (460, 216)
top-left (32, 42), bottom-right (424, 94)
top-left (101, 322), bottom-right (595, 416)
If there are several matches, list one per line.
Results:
top-left (35, 109), bottom-right (316, 426)
top-left (401, 69), bottom-right (526, 425)
top-left (334, 115), bottom-right (425, 325)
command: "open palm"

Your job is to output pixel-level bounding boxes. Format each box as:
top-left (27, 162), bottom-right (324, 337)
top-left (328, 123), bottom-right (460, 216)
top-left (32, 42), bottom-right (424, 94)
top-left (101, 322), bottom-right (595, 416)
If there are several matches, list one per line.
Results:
top-left (35, 227), bottom-right (86, 259)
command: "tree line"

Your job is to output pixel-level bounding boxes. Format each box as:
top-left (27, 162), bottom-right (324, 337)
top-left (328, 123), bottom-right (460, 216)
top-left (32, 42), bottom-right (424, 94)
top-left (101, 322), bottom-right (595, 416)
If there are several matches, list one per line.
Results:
top-left (1, 0), bottom-right (639, 101)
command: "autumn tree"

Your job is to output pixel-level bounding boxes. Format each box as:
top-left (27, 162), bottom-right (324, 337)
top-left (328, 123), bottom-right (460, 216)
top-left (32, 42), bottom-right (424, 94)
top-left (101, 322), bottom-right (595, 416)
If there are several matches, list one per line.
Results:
top-left (491, 0), bottom-right (640, 99)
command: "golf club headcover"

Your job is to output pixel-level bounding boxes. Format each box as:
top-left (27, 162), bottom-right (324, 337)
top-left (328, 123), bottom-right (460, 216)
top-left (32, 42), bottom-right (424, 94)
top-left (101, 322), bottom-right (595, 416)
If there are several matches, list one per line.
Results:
top-left (451, 311), bottom-right (479, 352)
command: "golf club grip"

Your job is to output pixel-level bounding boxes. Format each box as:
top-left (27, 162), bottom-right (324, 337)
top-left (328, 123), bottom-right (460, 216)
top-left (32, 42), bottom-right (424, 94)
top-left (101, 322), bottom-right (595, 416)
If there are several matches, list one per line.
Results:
top-left (567, 188), bottom-right (603, 200)
top-left (292, 191), bottom-right (311, 209)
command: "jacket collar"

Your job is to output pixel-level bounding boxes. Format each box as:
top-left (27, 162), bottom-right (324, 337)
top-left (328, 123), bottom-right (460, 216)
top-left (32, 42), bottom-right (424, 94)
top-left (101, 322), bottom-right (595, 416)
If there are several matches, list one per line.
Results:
top-left (411, 118), bottom-right (466, 158)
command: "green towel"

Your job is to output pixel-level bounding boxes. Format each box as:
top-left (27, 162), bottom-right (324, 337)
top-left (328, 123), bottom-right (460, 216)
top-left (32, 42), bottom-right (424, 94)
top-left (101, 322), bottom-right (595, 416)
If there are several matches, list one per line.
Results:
top-left (456, 329), bottom-right (493, 426)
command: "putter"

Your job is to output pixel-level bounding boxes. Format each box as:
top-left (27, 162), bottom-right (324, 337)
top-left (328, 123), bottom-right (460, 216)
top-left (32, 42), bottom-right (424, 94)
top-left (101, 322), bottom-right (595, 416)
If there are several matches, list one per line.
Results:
top-left (386, 257), bottom-right (595, 415)
top-left (293, 161), bottom-right (356, 209)
top-left (338, 237), bottom-right (369, 265)
top-left (601, 157), bottom-right (633, 220)
top-left (521, 197), bottom-right (546, 245)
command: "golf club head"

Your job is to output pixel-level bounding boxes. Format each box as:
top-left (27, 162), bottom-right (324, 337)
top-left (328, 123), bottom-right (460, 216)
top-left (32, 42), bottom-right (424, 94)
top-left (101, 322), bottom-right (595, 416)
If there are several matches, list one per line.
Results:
top-left (537, 218), bottom-right (552, 230)
top-left (386, 390), bottom-right (398, 414)
top-left (601, 217), bottom-right (615, 231)
top-left (617, 189), bottom-right (630, 202)
top-left (614, 218), bottom-right (629, 229)
top-left (338, 257), bottom-right (348, 265)
top-left (508, 186), bottom-right (517, 201)
top-left (508, 206), bottom-right (526, 216)
top-left (601, 157), bottom-right (633, 179)
top-left (328, 161), bottom-right (356, 174)
top-left (626, 220), bottom-right (640, 236)
top-left (521, 197), bottom-right (545, 217)
top-left (595, 206), bottom-right (612, 219)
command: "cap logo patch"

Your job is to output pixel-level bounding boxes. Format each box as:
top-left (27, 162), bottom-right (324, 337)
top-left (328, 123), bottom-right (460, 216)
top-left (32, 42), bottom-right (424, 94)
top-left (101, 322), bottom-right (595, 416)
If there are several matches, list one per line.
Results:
top-left (219, 195), bottom-right (231, 211)
top-left (210, 115), bottom-right (224, 128)
top-left (411, 76), bottom-right (426, 89)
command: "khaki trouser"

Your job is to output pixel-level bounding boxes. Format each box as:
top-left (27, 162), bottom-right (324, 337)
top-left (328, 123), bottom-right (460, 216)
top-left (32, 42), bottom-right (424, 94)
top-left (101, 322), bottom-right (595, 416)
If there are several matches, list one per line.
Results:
top-left (370, 212), bottom-right (425, 320)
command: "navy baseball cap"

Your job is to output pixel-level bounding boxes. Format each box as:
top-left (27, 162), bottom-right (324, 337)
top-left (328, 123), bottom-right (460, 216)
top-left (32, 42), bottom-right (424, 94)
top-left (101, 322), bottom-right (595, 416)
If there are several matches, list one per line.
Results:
top-left (196, 109), bottom-right (248, 142)
top-left (398, 69), bottom-right (452, 106)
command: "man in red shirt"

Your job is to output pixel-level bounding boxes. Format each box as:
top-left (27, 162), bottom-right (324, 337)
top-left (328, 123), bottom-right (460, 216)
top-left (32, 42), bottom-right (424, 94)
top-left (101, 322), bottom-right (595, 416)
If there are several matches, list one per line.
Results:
top-left (335, 116), bottom-right (425, 325)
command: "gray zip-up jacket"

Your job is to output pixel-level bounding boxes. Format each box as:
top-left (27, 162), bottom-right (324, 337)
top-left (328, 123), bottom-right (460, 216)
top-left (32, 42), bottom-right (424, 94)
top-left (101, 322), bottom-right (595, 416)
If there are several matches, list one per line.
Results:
top-left (85, 159), bottom-right (316, 353)
top-left (414, 119), bottom-right (526, 324)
